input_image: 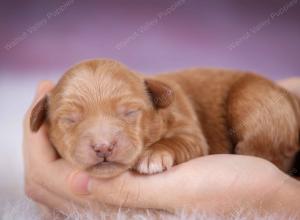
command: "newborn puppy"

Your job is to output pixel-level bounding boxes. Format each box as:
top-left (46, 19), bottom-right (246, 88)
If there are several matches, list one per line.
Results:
top-left (30, 59), bottom-right (300, 178)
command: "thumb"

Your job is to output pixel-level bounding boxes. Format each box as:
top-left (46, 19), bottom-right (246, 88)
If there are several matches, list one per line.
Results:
top-left (69, 171), bottom-right (137, 207)
top-left (69, 171), bottom-right (91, 195)
top-left (68, 170), bottom-right (164, 209)
top-left (32, 80), bottom-right (54, 104)
top-left (69, 171), bottom-right (135, 196)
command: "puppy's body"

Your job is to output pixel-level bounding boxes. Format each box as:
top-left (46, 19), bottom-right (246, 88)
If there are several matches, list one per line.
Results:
top-left (31, 59), bottom-right (300, 177)
top-left (154, 69), bottom-right (300, 172)
top-left (154, 69), bottom-right (240, 155)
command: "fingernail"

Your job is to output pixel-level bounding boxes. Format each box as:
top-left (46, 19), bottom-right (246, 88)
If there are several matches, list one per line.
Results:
top-left (69, 171), bottom-right (90, 195)
top-left (33, 81), bottom-right (53, 101)
top-left (33, 82), bottom-right (45, 99)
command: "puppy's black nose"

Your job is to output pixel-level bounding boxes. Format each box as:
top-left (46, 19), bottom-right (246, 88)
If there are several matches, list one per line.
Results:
top-left (91, 140), bottom-right (117, 158)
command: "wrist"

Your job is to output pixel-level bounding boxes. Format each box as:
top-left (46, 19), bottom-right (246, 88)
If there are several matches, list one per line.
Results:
top-left (261, 174), bottom-right (300, 215)
top-left (280, 177), bottom-right (300, 211)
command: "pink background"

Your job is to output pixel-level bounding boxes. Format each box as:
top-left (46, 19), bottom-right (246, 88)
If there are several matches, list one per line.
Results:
top-left (1, 0), bottom-right (300, 78)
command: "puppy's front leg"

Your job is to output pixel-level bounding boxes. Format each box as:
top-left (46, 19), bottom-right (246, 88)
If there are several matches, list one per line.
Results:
top-left (135, 134), bottom-right (209, 174)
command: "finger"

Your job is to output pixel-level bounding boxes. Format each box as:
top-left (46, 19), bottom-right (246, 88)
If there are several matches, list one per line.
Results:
top-left (23, 124), bottom-right (58, 163)
top-left (27, 181), bottom-right (72, 213)
top-left (27, 180), bottom-right (92, 216)
top-left (25, 160), bottom-right (84, 203)
top-left (68, 171), bottom-right (91, 195)
top-left (35, 159), bottom-right (91, 207)
top-left (33, 80), bottom-right (54, 101)
top-left (23, 80), bottom-right (54, 130)
top-left (69, 170), bottom-right (171, 210)
top-left (45, 159), bottom-right (78, 197)
top-left (277, 77), bottom-right (300, 97)
top-left (23, 81), bottom-right (58, 163)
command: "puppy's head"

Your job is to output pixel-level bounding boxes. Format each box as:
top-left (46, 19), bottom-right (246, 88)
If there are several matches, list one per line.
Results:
top-left (30, 59), bottom-right (174, 178)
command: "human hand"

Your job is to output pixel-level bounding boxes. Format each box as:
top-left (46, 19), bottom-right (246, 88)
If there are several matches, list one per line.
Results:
top-left (24, 81), bottom-right (300, 217)
top-left (278, 77), bottom-right (300, 97)
top-left (69, 154), bottom-right (300, 215)
top-left (23, 81), bottom-right (90, 215)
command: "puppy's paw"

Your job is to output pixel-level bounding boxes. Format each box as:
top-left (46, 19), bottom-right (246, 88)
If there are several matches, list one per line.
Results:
top-left (135, 148), bottom-right (174, 174)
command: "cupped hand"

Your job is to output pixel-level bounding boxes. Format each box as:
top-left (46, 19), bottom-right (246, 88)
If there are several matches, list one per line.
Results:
top-left (23, 81), bottom-right (82, 213)
top-left (72, 155), bottom-right (300, 215)
top-left (23, 81), bottom-right (300, 216)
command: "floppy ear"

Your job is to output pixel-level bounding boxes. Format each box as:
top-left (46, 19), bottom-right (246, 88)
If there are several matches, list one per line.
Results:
top-left (30, 95), bottom-right (48, 132)
top-left (144, 79), bottom-right (174, 108)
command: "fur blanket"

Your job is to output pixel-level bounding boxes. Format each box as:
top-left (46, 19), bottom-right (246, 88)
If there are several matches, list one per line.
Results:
top-left (1, 197), bottom-right (298, 220)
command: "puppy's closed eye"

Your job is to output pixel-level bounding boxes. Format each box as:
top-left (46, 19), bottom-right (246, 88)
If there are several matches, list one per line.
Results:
top-left (59, 113), bottom-right (82, 126)
top-left (122, 109), bottom-right (141, 118)
top-left (117, 102), bottom-right (143, 120)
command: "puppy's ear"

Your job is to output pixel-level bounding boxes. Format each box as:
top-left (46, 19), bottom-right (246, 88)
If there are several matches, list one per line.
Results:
top-left (144, 79), bottom-right (174, 108)
top-left (30, 96), bottom-right (48, 132)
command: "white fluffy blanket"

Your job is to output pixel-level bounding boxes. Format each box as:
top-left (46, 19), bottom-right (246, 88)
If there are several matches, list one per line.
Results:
top-left (1, 197), bottom-right (298, 220)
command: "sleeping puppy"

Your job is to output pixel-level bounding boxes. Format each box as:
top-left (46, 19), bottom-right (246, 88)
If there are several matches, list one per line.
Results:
top-left (30, 59), bottom-right (300, 178)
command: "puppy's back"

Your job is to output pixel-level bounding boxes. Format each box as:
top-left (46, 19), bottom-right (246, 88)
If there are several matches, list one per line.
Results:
top-left (155, 69), bottom-right (300, 168)
top-left (155, 68), bottom-right (244, 154)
